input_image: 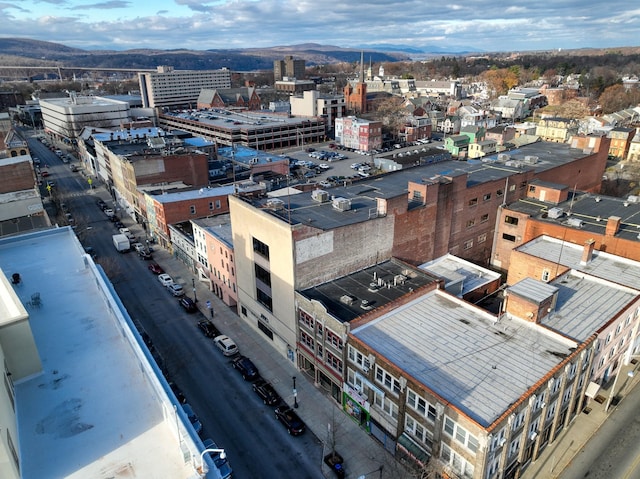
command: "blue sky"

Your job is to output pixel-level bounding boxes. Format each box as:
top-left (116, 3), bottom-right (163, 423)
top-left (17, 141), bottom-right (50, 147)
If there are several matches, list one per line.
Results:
top-left (2, 0), bottom-right (639, 53)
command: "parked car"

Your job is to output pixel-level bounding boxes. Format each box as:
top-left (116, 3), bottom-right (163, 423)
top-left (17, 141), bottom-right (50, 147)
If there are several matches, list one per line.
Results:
top-left (202, 438), bottom-right (233, 479)
top-left (148, 263), bottom-right (164, 275)
top-left (96, 199), bottom-right (107, 209)
top-left (319, 181), bottom-right (332, 188)
top-left (275, 405), bottom-right (306, 435)
top-left (214, 335), bottom-right (239, 356)
top-left (104, 208), bottom-right (115, 217)
top-left (41, 170), bottom-right (50, 177)
top-left (198, 319), bottom-right (220, 338)
top-left (168, 283), bottom-right (185, 297)
top-left (132, 242), bottom-right (145, 253)
top-left (138, 248), bottom-right (152, 260)
top-left (232, 355), bottom-right (260, 381)
top-left (119, 227), bottom-right (135, 240)
top-left (179, 296), bottom-right (197, 313)
top-left (252, 378), bottom-right (281, 406)
top-left (182, 403), bottom-right (202, 435)
top-left (158, 273), bottom-right (173, 287)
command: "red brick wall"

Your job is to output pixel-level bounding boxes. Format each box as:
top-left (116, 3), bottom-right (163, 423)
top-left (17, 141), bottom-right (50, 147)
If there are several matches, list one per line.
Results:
top-left (534, 144), bottom-right (608, 194)
top-left (507, 250), bottom-right (570, 285)
top-left (135, 152), bottom-right (209, 187)
top-left (154, 195), bottom-right (230, 236)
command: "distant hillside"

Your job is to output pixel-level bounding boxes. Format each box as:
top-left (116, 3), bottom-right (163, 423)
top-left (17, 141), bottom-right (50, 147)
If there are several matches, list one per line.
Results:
top-left (0, 38), bottom-right (410, 71)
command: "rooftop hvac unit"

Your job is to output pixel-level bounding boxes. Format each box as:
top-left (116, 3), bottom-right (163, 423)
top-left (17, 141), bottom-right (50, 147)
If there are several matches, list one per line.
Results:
top-left (311, 189), bottom-right (329, 203)
top-left (548, 207), bottom-right (564, 219)
top-left (505, 160), bottom-right (523, 168)
top-left (332, 197), bottom-right (352, 211)
top-left (497, 153), bottom-right (511, 162)
top-left (265, 198), bottom-right (285, 210)
top-left (524, 155), bottom-right (539, 164)
top-left (340, 294), bottom-right (357, 305)
top-left (567, 217), bottom-right (584, 228)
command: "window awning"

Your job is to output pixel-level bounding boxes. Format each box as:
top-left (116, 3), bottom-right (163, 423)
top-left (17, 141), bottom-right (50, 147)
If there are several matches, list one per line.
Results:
top-left (585, 381), bottom-right (601, 398)
top-left (397, 433), bottom-right (430, 467)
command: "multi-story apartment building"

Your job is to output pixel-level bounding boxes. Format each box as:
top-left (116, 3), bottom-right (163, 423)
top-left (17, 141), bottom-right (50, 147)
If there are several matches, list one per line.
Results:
top-left (139, 65), bottom-right (232, 109)
top-left (91, 129), bottom-right (210, 223)
top-left (275, 78), bottom-right (317, 94)
top-left (607, 127), bottom-right (636, 159)
top-left (141, 184), bottom-right (234, 249)
top-left (274, 55), bottom-right (306, 81)
top-left (468, 139), bottom-right (497, 158)
top-left (289, 90), bottom-right (346, 133)
top-left (334, 116), bottom-right (382, 151)
top-left (40, 94), bottom-right (131, 140)
top-left (535, 117), bottom-right (579, 143)
top-left (192, 215), bottom-right (238, 307)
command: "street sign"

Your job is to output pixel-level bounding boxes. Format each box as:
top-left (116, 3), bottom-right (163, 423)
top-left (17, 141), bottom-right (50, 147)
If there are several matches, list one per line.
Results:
top-left (206, 300), bottom-right (211, 309)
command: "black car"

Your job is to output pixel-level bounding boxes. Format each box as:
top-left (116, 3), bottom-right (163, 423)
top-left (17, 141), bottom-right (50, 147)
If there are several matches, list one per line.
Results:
top-left (197, 319), bottom-right (220, 338)
top-left (232, 355), bottom-right (260, 381)
top-left (96, 199), bottom-right (107, 209)
top-left (275, 405), bottom-right (306, 435)
top-left (252, 378), bottom-right (281, 406)
top-left (114, 221), bottom-right (125, 229)
top-left (179, 296), bottom-right (197, 313)
top-left (138, 248), bottom-right (153, 260)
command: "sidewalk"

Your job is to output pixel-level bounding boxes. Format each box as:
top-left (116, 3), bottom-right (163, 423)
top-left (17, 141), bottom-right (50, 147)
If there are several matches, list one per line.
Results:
top-left (522, 359), bottom-right (640, 479)
top-left (147, 241), bottom-right (403, 479)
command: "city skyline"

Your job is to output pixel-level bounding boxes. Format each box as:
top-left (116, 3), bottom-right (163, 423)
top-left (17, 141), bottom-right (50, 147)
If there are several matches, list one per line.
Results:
top-left (1, 0), bottom-right (638, 54)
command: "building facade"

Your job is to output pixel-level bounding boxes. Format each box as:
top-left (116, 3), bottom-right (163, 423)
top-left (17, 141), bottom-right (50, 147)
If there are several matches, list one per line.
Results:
top-left (334, 116), bottom-right (382, 151)
top-left (274, 56), bottom-right (306, 81)
top-left (139, 65), bottom-right (232, 109)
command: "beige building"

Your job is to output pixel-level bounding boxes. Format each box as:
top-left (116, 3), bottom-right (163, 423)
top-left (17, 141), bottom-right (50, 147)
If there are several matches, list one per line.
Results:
top-left (289, 90), bottom-right (346, 131)
top-left (40, 94), bottom-right (131, 140)
top-left (139, 65), bottom-right (232, 109)
top-left (535, 117), bottom-right (579, 143)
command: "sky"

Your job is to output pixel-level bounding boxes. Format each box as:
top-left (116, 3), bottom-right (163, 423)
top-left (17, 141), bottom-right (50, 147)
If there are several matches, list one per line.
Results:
top-left (1, 0), bottom-right (639, 53)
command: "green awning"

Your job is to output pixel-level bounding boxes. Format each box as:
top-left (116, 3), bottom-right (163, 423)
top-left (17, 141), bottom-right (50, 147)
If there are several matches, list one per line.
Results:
top-left (397, 433), bottom-right (430, 466)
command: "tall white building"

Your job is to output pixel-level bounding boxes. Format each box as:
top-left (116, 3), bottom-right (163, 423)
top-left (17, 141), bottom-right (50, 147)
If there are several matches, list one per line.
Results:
top-left (139, 65), bottom-right (232, 109)
top-left (40, 94), bottom-right (131, 140)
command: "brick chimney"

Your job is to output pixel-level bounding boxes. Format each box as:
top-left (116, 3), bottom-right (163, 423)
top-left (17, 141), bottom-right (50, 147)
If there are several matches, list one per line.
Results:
top-left (580, 239), bottom-right (596, 265)
top-left (605, 216), bottom-right (621, 236)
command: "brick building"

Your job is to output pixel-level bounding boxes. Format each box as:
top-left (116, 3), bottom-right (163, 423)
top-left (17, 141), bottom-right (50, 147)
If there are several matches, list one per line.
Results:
top-left (273, 55), bottom-right (306, 81)
top-left (196, 87), bottom-right (262, 110)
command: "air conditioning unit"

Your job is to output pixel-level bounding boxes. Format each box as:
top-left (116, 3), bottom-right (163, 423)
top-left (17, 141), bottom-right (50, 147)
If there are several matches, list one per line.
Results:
top-left (547, 207), bottom-right (564, 219)
top-left (524, 155), bottom-right (539, 164)
top-left (332, 197), bottom-right (352, 211)
top-left (265, 199), bottom-right (285, 210)
top-left (567, 217), bottom-right (584, 228)
top-left (530, 431), bottom-right (538, 441)
top-left (312, 189), bottom-right (329, 203)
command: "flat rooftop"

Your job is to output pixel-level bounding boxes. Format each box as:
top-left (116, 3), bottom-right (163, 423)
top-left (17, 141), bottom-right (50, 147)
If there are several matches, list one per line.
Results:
top-left (419, 254), bottom-right (501, 298)
top-left (506, 192), bottom-right (640, 242)
top-left (246, 141), bottom-right (595, 230)
top-left (515, 235), bottom-right (640, 290)
top-left (0, 227), bottom-right (201, 478)
top-left (299, 259), bottom-right (439, 322)
top-left (351, 289), bottom-right (576, 427)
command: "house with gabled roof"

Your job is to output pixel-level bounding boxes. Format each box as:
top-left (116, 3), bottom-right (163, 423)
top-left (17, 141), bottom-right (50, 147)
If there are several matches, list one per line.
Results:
top-left (197, 87), bottom-right (262, 110)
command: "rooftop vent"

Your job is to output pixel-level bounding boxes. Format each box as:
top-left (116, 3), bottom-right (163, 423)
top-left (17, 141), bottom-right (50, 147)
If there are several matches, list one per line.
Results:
top-left (311, 189), bottom-right (329, 203)
top-left (524, 155), bottom-right (539, 164)
top-left (332, 197), bottom-right (352, 212)
top-left (368, 282), bottom-right (381, 293)
top-left (567, 217), bottom-right (584, 228)
top-left (497, 153), bottom-right (510, 162)
top-left (360, 299), bottom-right (374, 310)
top-left (340, 294), bottom-right (357, 305)
top-left (265, 198), bottom-right (285, 210)
top-left (548, 207), bottom-right (564, 219)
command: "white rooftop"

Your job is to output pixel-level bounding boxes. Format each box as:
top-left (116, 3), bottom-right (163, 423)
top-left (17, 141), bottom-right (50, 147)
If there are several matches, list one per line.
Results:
top-left (419, 253), bottom-right (501, 298)
top-left (0, 227), bottom-right (207, 478)
top-left (516, 235), bottom-right (640, 290)
top-left (352, 289), bottom-right (576, 427)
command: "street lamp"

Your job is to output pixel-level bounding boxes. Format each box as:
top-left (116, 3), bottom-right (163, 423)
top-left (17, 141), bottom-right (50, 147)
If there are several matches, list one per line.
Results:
top-left (192, 278), bottom-right (197, 303)
top-left (358, 465), bottom-right (384, 479)
top-left (292, 376), bottom-right (298, 408)
top-left (198, 448), bottom-right (226, 477)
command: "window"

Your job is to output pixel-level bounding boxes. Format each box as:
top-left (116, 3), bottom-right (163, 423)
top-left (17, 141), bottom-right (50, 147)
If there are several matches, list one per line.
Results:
top-left (443, 416), bottom-right (478, 453)
top-left (497, 189), bottom-right (504, 197)
top-left (542, 269), bottom-right (550, 282)
top-left (478, 233), bottom-right (487, 243)
top-left (483, 193), bottom-right (491, 201)
top-left (509, 184), bottom-right (516, 191)
top-left (440, 443), bottom-right (474, 478)
top-left (253, 237), bottom-right (270, 259)
top-left (405, 415), bottom-right (433, 448)
top-left (300, 330), bottom-right (314, 350)
top-left (299, 310), bottom-right (314, 329)
top-left (480, 213), bottom-right (489, 223)
top-left (255, 264), bottom-right (271, 287)
top-left (520, 181), bottom-right (527, 189)
top-left (190, 205), bottom-right (196, 214)
top-left (374, 391), bottom-right (399, 419)
top-left (347, 368), bottom-right (365, 392)
top-left (407, 389), bottom-right (437, 422)
top-left (468, 197), bottom-right (478, 206)
top-left (464, 239), bottom-right (473, 250)
top-left (326, 351), bottom-right (343, 373)
top-left (209, 201), bottom-right (214, 210)
top-left (256, 288), bottom-right (272, 311)
top-left (466, 219), bottom-right (476, 228)
top-left (348, 346), bottom-right (370, 371)
top-left (504, 215), bottom-right (519, 225)
top-left (502, 233), bottom-right (516, 242)
top-left (215, 200), bottom-right (221, 209)
top-left (326, 329), bottom-right (343, 350)
top-left (375, 365), bottom-right (401, 396)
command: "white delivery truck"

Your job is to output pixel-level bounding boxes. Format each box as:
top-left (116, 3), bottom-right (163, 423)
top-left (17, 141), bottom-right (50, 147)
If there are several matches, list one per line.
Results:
top-left (112, 233), bottom-right (130, 253)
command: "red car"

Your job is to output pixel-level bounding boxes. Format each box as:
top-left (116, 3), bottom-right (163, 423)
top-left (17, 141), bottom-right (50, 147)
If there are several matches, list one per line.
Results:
top-left (147, 263), bottom-right (164, 274)
top-left (41, 171), bottom-right (50, 177)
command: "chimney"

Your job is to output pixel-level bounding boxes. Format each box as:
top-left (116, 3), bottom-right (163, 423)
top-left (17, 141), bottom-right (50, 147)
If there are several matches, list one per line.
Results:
top-left (580, 239), bottom-right (596, 265)
top-left (605, 216), bottom-right (621, 236)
